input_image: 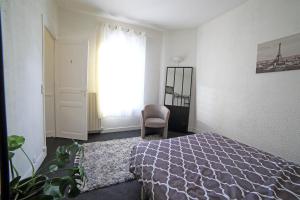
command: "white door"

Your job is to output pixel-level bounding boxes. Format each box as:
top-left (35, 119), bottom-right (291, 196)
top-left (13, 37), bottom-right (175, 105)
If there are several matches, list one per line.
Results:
top-left (55, 40), bottom-right (88, 140)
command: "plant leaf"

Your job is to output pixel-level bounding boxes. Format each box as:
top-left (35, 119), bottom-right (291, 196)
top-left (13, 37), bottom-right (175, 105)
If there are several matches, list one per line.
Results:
top-left (31, 194), bottom-right (54, 200)
top-left (9, 176), bottom-right (21, 188)
top-left (8, 137), bottom-right (85, 199)
top-left (55, 146), bottom-right (70, 168)
top-left (43, 183), bottom-right (62, 199)
top-left (8, 135), bottom-right (25, 151)
top-left (67, 141), bottom-right (82, 154)
top-left (62, 176), bottom-right (80, 198)
top-left (58, 178), bottom-right (71, 195)
top-left (67, 186), bottom-right (80, 198)
top-left (48, 164), bottom-right (58, 173)
top-left (50, 177), bottom-right (62, 186)
top-left (8, 151), bottom-right (15, 159)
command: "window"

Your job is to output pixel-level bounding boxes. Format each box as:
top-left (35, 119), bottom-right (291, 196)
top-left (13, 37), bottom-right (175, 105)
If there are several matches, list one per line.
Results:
top-left (96, 24), bottom-right (146, 118)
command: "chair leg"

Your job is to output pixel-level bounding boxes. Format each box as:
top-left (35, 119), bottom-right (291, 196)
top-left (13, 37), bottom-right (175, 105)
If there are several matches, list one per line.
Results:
top-left (141, 126), bottom-right (146, 138)
top-left (162, 126), bottom-right (168, 139)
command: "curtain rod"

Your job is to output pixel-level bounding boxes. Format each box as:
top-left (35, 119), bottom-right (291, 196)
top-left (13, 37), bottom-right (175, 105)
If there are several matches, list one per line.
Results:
top-left (105, 24), bottom-right (146, 36)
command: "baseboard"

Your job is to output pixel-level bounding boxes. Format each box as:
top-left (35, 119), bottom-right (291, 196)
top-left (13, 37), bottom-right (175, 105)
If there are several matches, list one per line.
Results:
top-left (88, 128), bottom-right (103, 134)
top-left (23, 148), bottom-right (47, 178)
top-left (189, 127), bottom-right (200, 133)
top-left (193, 121), bottom-right (216, 133)
top-left (46, 130), bottom-right (55, 137)
top-left (189, 126), bottom-right (216, 134)
top-left (101, 126), bottom-right (140, 134)
top-left (102, 126), bottom-right (196, 134)
top-left (188, 127), bottom-right (196, 133)
top-left (191, 127), bottom-right (216, 134)
top-left (88, 130), bottom-right (101, 134)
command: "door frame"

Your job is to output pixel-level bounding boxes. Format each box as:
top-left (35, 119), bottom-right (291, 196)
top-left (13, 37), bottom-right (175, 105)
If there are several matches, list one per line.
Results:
top-left (42, 15), bottom-right (57, 146)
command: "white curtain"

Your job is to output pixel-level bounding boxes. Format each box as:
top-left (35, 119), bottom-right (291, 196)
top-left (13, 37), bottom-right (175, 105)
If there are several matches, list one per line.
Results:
top-left (96, 24), bottom-right (146, 118)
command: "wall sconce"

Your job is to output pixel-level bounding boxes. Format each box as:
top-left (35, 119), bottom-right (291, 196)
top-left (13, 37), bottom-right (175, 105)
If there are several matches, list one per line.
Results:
top-left (172, 56), bottom-right (184, 66)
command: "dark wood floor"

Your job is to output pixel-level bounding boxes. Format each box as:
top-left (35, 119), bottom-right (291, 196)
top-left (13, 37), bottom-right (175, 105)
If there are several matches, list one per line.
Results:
top-left (43, 130), bottom-right (192, 200)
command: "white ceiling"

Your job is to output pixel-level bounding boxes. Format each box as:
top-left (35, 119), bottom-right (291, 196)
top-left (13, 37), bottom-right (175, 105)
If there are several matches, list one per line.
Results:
top-left (57, 0), bottom-right (247, 30)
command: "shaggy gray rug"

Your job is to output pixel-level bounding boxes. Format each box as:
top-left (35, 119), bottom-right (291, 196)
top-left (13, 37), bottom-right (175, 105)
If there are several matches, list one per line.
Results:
top-left (78, 135), bottom-right (161, 192)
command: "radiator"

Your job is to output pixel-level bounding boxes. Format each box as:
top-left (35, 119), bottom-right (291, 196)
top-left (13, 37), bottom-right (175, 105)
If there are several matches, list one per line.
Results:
top-left (88, 92), bottom-right (101, 132)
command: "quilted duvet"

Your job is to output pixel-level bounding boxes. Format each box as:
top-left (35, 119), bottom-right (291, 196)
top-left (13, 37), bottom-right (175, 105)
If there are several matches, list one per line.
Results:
top-left (129, 132), bottom-right (300, 200)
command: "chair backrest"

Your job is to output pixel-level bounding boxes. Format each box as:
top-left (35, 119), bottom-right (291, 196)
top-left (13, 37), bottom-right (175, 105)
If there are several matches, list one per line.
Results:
top-left (143, 104), bottom-right (168, 119)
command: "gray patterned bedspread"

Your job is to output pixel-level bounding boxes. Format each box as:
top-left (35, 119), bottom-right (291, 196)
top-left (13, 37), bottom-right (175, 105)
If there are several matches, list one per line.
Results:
top-left (129, 132), bottom-right (300, 200)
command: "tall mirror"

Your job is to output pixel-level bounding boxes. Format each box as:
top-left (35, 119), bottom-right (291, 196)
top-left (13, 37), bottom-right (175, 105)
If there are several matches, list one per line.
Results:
top-left (164, 67), bottom-right (193, 132)
top-left (165, 68), bottom-right (175, 106)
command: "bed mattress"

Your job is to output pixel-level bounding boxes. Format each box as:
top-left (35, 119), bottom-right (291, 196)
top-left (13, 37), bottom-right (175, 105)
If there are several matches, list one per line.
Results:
top-left (129, 132), bottom-right (300, 200)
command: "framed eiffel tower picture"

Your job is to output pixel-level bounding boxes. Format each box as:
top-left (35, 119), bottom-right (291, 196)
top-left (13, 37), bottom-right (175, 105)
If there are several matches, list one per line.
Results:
top-left (256, 32), bottom-right (300, 73)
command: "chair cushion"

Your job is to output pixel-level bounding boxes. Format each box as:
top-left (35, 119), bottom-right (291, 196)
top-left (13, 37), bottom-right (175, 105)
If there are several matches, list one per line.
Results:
top-left (145, 118), bottom-right (166, 128)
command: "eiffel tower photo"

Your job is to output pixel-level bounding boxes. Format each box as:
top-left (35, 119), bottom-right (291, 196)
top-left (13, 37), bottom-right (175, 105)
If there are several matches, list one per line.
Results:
top-left (270, 42), bottom-right (285, 68)
top-left (256, 32), bottom-right (300, 73)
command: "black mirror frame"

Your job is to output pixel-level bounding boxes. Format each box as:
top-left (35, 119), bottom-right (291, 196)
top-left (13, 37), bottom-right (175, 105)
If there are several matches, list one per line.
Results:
top-left (164, 67), bottom-right (193, 107)
top-left (0, 10), bottom-right (10, 200)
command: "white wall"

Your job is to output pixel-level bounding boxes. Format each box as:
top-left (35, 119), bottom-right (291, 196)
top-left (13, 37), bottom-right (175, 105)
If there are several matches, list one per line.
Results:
top-left (58, 8), bottom-right (163, 132)
top-left (160, 29), bottom-right (197, 131)
top-left (196, 0), bottom-right (300, 163)
top-left (2, 0), bottom-right (58, 177)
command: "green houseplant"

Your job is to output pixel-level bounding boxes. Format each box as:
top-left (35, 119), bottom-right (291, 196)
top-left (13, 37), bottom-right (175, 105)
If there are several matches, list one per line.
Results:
top-left (8, 135), bottom-right (85, 200)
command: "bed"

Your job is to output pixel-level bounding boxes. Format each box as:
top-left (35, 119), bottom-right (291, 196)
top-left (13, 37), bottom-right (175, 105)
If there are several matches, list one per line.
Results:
top-left (129, 132), bottom-right (300, 200)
